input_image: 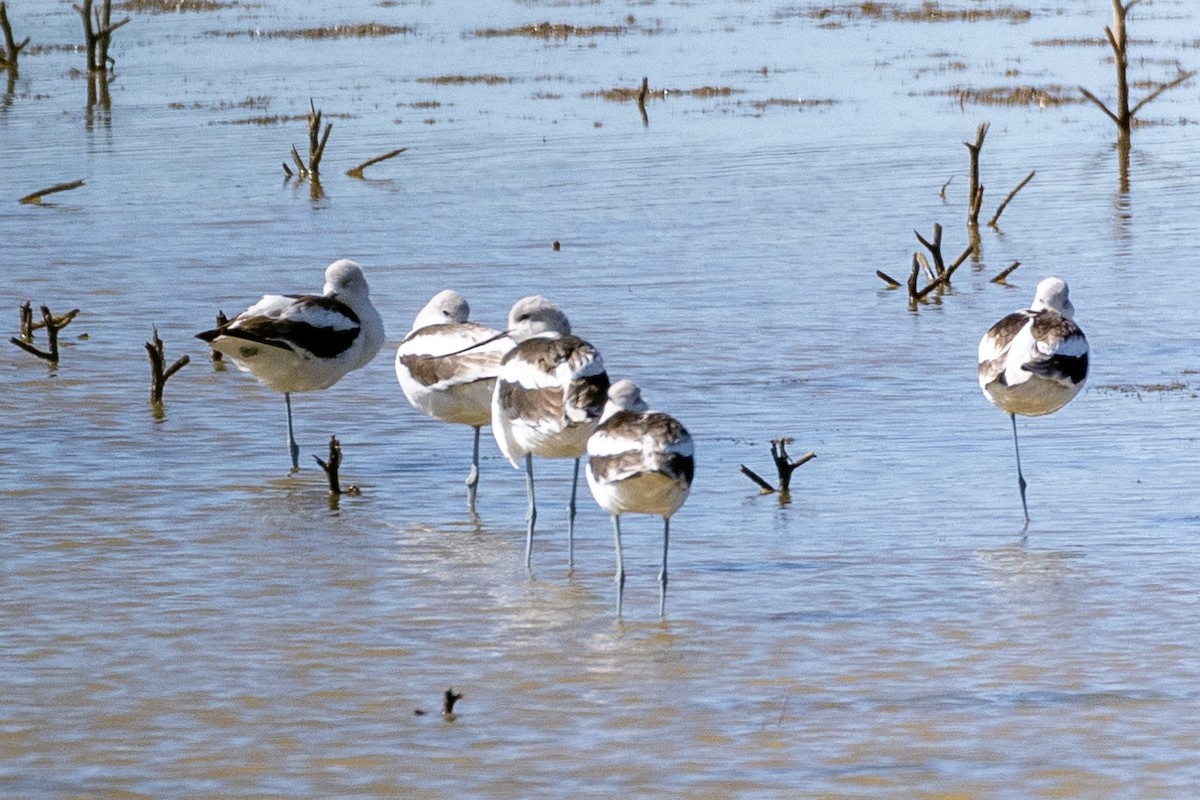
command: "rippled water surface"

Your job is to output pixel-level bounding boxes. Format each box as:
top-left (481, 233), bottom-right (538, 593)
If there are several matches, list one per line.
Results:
top-left (4, 0), bottom-right (1200, 796)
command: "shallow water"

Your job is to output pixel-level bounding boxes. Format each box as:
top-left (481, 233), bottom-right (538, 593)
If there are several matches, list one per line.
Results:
top-left (3, 0), bottom-right (1200, 796)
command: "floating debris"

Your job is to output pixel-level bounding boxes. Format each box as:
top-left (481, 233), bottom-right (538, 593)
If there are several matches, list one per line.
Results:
top-left (472, 22), bottom-right (624, 39)
top-left (417, 74), bottom-right (513, 86)
top-left (803, 2), bottom-right (1031, 24)
top-left (211, 23), bottom-right (412, 40)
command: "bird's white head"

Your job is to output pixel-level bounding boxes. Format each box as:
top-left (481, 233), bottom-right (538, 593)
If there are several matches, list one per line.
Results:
top-left (1030, 277), bottom-right (1074, 319)
top-left (602, 379), bottom-right (649, 421)
top-left (506, 295), bottom-right (572, 342)
top-left (323, 259), bottom-right (370, 302)
top-left (413, 289), bottom-right (470, 330)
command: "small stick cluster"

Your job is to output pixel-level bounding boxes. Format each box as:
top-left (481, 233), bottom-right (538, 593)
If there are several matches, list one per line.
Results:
top-left (75, 0), bottom-right (129, 74)
top-left (878, 121), bottom-right (1036, 301)
top-left (145, 326), bottom-right (189, 404)
top-left (740, 437), bottom-right (816, 501)
top-left (10, 302), bottom-right (79, 363)
top-left (285, 99), bottom-right (332, 182)
top-left (877, 223), bottom-right (974, 304)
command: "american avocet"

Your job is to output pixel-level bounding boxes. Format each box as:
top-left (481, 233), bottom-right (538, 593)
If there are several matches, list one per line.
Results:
top-left (586, 380), bottom-right (694, 617)
top-left (978, 277), bottom-right (1088, 523)
top-left (197, 259), bottom-right (385, 470)
top-left (491, 296), bottom-right (609, 572)
top-left (395, 290), bottom-right (515, 513)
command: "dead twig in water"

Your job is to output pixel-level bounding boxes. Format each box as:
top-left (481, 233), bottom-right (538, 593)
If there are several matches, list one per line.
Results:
top-left (905, 224), bottom-right (974, 303)
top-left (988, 170), bottom-right (1035, 228)
top-left (314, 435), bottom-right (360, 496)
top-left (19, 179), bottom-right (85, 205)
top-left (314, 435), bottom-right (343, 494)
top-left (0, 2), bottom-right (30, 73)
top-left (443, 688), bottom-right (462, 717)
top-left (914, 223), bottom-right (946, 275)
top-left (741, 438), bottom-right (816, 500)
top-left (991, 261), bottom-right (1021, 283)
top-left (74, 0), bottom-right (129, 73)
top-left (145, 326), bottom-right (189, 405)
top-left (346, 147), bottom-right (406, 178)
top-left (10, 304), bottom-right (78, 363)
top-left (1079, 0), bottom-right (1195, 138)
top-left (637, 76), bottom-right (649, 126)
top-left (875, 269), bottom-right (901, 288)
top-left (964, 122), bottom-right (988, 228)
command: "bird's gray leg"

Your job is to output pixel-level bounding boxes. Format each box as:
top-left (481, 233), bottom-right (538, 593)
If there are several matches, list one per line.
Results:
top-left (1011, 413), bottom-right (1030, 525)
top-left (285, 392), bottom-right (299, 471)
top-left (612, 515), bottom-right (625, 617)
top-left (524, 453), bottom-right (537, 575)
top-left (658, 517), bottom-right (671, 618)
top-left (567, 457), bottom-right (580, 570)
top-left (466, 426), bottom-right (481, 514)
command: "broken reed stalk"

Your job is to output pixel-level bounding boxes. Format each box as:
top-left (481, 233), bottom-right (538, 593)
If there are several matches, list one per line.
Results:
top-left (988, 170), bottom-right (1035, 228)
top-left (145, 326), bottom-right (189, 404)
top-left (1079, 0), bottom-right (1194, 137)
top-left (10, 304), bottom-right (77, 363)
top-left (346, 147), bottom-right (406, 178)
top-left (19, 179), bottom-right (86, 205)
top-left (74, 0), bottom-right (129, 73)
top-left (875, 269), bottom-right (901, 288)
top-left (964, 122), bottom-right (988, 227)
top-left (0, 2), bottom-right (30, 73)
top-left (443, 688), bottom-right (463, 717)
top-left (314, 435), bottom-right (344, 494)
top-left (637, 76), bottom-right (649, 126)
top-left (991, 261), bottom-right (1021, 283)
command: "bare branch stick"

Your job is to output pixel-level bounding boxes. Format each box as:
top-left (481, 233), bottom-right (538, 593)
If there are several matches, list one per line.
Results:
top-left (0, 2), bottom-right (30, 70)
top-left (10, 336), bottom-right (54, 361)
top-left (988, 170), bottom-right (1035, 228)
top-left (19, 179), bottom-right (86, 204)
top-left (637, 76), bottom-right (649, 126)
top-left (964, 122), bottom-right (988, 226)
top-left (145, 326), bottom-right (190, 404)
top-left (771, 438), bottom-right (815, 495)
top-left (346, 147), bottom-right (406, 178)
top-left (991, 261), bottom-right (1021, 283)
top-left (875, 270), bottom-right (901, 288)
top-left (740, 464), bottom-right (775, 494)
top-left (1079, 86), bottom-right (1120, 126)
top-left (948, 244), bottom-right (976, 271)
top-left (314, 435), bottom-right (343, 494)
top-left (914, 223), bottom-right (945, 275)
top-left (1130, 69), bottom-right (1195, 118)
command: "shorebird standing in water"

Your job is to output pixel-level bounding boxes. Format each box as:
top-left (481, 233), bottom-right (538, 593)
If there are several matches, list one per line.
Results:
top-left (395, 290), bottom-right (515, 513)
top-left (978, 277), bottom-right (1089, 524)
top-left (491, 296), bottom-right (609, 573)
top-left (586, 380), bottom-right (694, 617)
top-left (197, 259), bottom-right (385, 471)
